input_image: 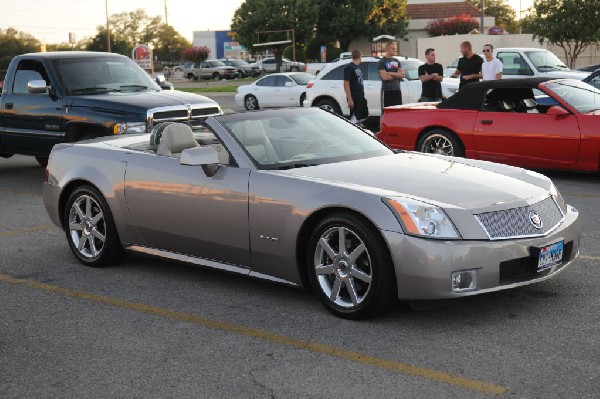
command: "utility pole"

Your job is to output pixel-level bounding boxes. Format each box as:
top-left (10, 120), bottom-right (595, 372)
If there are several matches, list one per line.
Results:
top-left (480, 0), bottom-right (485, 34)
top-left (105, 0), bottom-right (111, 52)
top-left (164, 0), bottom-right (169, 25)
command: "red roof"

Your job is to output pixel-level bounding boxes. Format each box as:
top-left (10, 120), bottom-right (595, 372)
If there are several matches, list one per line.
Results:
top-left (408, 1), bottom-right (485, 19)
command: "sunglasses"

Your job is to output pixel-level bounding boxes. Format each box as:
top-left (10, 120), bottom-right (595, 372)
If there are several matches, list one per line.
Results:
top-left (483, 49), bottom-right (491, 52)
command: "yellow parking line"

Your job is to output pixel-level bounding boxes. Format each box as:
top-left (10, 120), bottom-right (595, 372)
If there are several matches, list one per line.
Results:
top-left (0, 188), bottom-right (40, 196)
top-left (0, 224), bottom-right (56, 237)
top-left (0, 273), bottom-right (508, 395)
top-left (579, 255), bottom-right (600, 261)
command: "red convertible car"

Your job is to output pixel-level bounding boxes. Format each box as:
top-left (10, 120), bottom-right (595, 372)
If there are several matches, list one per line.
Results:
top-left (377, 78), bottom-right (600, 172)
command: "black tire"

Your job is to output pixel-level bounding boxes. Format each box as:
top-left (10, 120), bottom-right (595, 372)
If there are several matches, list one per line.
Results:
top-left (307, 213), bottom-right (396, 319)
top-left (290, 66), bottom-right (299, 72)
top-left (315, 98), bottom-right (342, 115)
top-left (35, 156), bottom-right (48, 167)
top-left (244, 94), bottom-right (259, 111)
top-left (212, 72), bottom-right (221, 80)
top-left (299, 93), bottom-right (306, 107)
top-left (417, 129), bottom-right (465, 157)
top-left (63, 185), bottom-right (125, 267)
top-left (187, 73), bottom-right (195, 81)
top-left (237, 71), bottom-right (245, 79)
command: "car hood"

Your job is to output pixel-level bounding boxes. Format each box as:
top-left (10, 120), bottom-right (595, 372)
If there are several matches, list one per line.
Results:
top-left (276, 152), bottom-right (551, 212)
top-left (66, 90), bottom-right (217, 114)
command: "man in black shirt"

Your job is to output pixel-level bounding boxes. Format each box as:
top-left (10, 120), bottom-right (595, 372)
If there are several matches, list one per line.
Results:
top-left (343, 49), bottom-right (368, 124)
top-left (451, 41), bottom-right (483, 89)
top-left (418, 48), bottom-right (443, 102)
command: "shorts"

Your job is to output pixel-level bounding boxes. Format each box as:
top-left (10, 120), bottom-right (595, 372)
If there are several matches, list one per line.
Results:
top-left (350, 97), bottom-right (368, 121)
top-left (381, 90), bottom-right (402, 115)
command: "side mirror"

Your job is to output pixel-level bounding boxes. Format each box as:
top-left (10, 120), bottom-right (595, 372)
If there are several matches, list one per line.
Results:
top-left (285, 81), bottom-right (294, 87)
top-left (155, 74), bottom-right (166, 84)
top-left (547, 105), bottom-right (570, 116)
top-left (28, 80), bottom-right (48, 94)
top-left (180, 146), bottom-right (220, 176)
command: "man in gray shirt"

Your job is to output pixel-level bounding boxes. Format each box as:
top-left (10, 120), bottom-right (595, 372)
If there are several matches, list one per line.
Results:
top-left (378, 41), bottom-right (405, 117)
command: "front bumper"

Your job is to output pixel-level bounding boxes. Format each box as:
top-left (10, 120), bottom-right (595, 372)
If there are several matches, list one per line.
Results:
top-left (382, 205), bottom-right (581, 300)
top-left (43, 182), bottom-right (63, 230)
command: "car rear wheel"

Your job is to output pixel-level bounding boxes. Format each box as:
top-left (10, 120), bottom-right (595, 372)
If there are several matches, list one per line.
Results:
top-left (245, 95), bottom-right (259, 110)
top-left (64, 185), bottom-right (125, 267)
top-left (307, 213), bottom-right (396, 319)
top-left (417, 129), bottom-right (465, 157)
top-left (315, 98), bottom-right (342, 115)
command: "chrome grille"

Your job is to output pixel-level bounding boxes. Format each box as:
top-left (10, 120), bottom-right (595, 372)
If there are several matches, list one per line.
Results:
top-left (148, 104), bottom-right (221, 130)
top-left (475, 196), bottom-right (564, 240)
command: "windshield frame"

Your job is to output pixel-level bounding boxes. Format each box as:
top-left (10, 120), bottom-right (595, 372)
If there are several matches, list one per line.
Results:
top-left (544, 79), bottom-right (600, 114)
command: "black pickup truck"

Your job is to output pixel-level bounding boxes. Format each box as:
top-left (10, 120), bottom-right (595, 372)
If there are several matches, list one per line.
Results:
top-left (0, 51), bottom-right (221, 165)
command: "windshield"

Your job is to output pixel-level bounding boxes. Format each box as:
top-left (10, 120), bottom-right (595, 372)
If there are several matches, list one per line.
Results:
top-left (216, 108), bottom-right (391, 168)
top-left (401, 60), bottom-right (424, 80)
top-left (55, 56), bottom-right (160, 95)
top-left (208, 60), bottom-right (226, 67)
top-left (544, 79), bottom-right (600, 114)
top-left (525, 50), bottom-right (568, 71)
top-left (289, 72), bottom-right (314, 85)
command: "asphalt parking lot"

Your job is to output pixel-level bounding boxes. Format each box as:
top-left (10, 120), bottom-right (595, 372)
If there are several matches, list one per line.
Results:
top-left (1, 144), bottom-right (599, 396)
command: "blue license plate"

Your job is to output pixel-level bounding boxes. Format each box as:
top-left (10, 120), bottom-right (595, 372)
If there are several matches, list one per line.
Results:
top-left (537, 240), bottom-right (564, 272)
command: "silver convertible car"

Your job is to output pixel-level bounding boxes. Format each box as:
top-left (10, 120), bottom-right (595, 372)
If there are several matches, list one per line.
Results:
top-left (43, 108), bottom-right (581, 319)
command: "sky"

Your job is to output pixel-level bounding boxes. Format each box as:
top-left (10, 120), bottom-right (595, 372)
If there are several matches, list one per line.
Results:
top-left (0, 0), bottom-right (534, 45)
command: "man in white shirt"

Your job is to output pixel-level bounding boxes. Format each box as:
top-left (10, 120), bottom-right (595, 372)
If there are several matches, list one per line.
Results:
top-left (482, 44), bottom-right (503, 80)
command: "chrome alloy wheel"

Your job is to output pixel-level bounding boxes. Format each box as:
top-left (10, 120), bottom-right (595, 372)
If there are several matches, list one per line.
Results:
top-left (421, 133), bottom-right (455, 156)
top-left (313, 226), bottom-right (373, 308)
top-left (68, 194), bottom-right (107, 259)
top-left (245, 95), bottom-right (258, 110)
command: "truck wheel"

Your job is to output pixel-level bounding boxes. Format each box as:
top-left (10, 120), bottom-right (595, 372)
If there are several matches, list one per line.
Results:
top-left (237, 71), bottom-right (245, 79)
top-left (35, 156), bottom-right (48, 167)
top-left (212, 72), bottom-right (221, 80)
top-left (315, 99), bottom-right (342, 115)
top-left (187, 73), bottom-right (195, 81)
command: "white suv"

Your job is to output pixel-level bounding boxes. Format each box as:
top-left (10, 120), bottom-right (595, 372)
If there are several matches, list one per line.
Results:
top-left (303, 57), bottom-right (459, 118)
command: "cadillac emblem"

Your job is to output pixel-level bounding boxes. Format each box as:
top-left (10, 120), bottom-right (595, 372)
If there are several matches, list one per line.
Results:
top-left (529, 211), bottom-right (543, 230)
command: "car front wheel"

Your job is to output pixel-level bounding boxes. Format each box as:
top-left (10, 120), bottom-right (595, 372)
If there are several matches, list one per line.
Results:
top-left (244, 95), bottom-right (259, 110)
top-left (417, 129), bottom-right (465, 157)
top-left (307, 213), bottom-right (396, 319)
top-left (64, 185), bottom-right (125, 267)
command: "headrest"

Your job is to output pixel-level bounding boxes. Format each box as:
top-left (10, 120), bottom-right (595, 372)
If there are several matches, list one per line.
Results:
top-left (149, 122), bottom-right (174, 151)
top-left (157, 123), bottom-right (198, 156)
top-left (235, 120), bottom-right (268, 146)
top-left (522, 98), bottom-right (537, 108)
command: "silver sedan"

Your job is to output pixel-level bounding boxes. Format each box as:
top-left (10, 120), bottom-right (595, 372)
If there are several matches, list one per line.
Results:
top-left (42, 108), bottom-right (581, 319)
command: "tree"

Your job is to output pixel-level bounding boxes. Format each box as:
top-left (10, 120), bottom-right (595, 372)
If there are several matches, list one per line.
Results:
top-left (469, 0), bottom-right (518, 33)
top-left (366, 0), bottom-right (409, 40)
top-left (313, 1), bottom-right (372, 52)
top-left (85, 28), bottom-right (131, 55)
top-left (231, 0), bottom-right (319, 71)
top-left (182, 47), bottom-right (211, 63)
top-left (426, 14), bottom-right (480, 36)
top-left (521, 0), bottom-right (600, 68)
top-left (148, 25), bottom-right (191, 64)
top-left (0, 28), bottom-right (40, 69)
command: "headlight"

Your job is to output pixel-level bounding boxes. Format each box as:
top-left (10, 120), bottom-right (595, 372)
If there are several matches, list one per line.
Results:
top-left (384, 197), bottom-right (461, 239)
top-left (113, 122), bottom-right (147, 134)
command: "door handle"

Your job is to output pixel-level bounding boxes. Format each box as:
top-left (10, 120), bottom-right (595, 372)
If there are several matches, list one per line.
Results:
top-left (5, 103), bottom-right (14, 109)
top-left (479, 120), bottom-right (493, 124)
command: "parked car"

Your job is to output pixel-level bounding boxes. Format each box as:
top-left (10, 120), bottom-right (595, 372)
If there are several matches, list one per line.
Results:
top-left (235, 72), bottom-right (314, 110)
top-left (443, 57), bottom-right (460, 77)
top-left (254, 57), bottom-right (307, 73)
top-left (42, 107), bottom-right (580, 319)
top-left (377, 77), bottom-right (600, 172)
top-left (220, 58), bottom-right (263, 78)
top-left (303, 57), bottom-right (459, 120)
top-left (494, 48), bottom-right (587, 80)
top-left (583, 68), bottom-right (600, 89)
top-left (575, 64), bottom-right (600, 73)
top-left (183, 60), bottom-right (238, 80)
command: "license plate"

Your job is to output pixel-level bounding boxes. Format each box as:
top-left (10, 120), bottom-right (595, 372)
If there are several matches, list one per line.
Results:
top-left (537, 240), bottom-right (564, 271)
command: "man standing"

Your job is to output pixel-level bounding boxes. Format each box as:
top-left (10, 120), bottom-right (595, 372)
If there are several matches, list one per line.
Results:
top-left (343, 49), bottom-right (368, 124)
top-left (451, 41), bottom-right (483, 89)
top-left (481, 44), bottom-right (503, 80)
top-left (418, 48), bottom-right (444, 102)
top-left (378, 41), bottom-right (405, 116)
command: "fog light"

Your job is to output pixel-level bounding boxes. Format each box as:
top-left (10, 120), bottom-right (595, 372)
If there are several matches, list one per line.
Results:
top-left (452, 270), bottom-right (478, 293)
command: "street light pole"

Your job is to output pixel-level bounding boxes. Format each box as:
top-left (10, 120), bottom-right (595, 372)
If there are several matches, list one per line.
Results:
top-left (164, 0), bottom-right (169, 25)
top-left (105, 0), bottom-right (111, 52)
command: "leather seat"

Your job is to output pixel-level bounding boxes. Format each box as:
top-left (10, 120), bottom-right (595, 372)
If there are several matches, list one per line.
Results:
top-left (156, 123), bottom-right (199, 157)
top-left (233, 120), bottom-right (279, 163)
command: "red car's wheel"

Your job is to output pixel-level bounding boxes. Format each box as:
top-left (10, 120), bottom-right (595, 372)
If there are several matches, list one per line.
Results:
top-left (418, 129), bottom-right (465, 157)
